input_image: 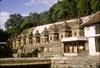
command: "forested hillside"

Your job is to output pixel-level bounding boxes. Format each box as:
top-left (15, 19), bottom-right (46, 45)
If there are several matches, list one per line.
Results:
top-left (5, 0), bottom-right (100, 37)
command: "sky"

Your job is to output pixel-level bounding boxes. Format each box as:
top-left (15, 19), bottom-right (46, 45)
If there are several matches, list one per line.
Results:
top-left (0, 0), bottom-right (57, 30)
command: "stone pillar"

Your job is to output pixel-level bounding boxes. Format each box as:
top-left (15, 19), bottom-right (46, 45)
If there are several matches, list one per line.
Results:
top-left (74, 46), bottom-right (77, 53)
top-left (62, 43), bottom-right (64, 53)
top-left (18, 40), bottom-right (21, 47)
top-left (33, 38), bottom-right (36, 43)
top-left (21, 38), bottom-right (26, 46)
top-left (13, 40), bottom-right (16, 48)
top-left (69, 46), bottom-right (73, 53)
top-left (16, 38), bottom-right (21, 47)
top-left (29, 38), bottom-right (33, 45)
top-left (41, 36), bottom-right (46, 43)
top-left (21, 39), bottom-right (23, 46)
top-left (76, 42), bottom-right (79, 53)
top-left (52, 34), bottom-right (55, 41)
top-left (26, 38), bottom-right (30, 45)
top-left (49, 34), bottom-right (53, 42)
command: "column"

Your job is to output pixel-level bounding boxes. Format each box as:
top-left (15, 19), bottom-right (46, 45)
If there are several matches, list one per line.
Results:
top-left (74, 42), bottom-right (77, 53)
top-left (76, 42), bottom-right (79, 53)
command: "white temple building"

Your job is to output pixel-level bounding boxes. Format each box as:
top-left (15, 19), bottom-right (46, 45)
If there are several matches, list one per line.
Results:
top-left (81, 11), bottom-right (100, 56)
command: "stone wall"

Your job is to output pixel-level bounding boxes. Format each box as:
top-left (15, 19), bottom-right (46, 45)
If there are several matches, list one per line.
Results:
top-left (0, 57), bottom-right (99, 68)
top-left (50, 56), bottom-right (100, 68)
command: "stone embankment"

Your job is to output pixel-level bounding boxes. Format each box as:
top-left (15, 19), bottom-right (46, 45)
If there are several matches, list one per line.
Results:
top-left (0, 56), bottom-right (100, 68)
top-left (51, 56), bottom-right (100, 68)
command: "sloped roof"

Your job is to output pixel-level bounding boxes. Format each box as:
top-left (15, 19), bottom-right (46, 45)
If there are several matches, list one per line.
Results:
top-left (81, 11), bottom-right (100, 26)
top-left (33, 30), bottom-right (40, 37)
top-left (41, 27), bottom-right (49, 36)
top-left (49, 24), bottom-right (59, 33)
top-left (28, 32), bottom-right (33, 38)
top-left (59, 21), bottom-right (71, 32)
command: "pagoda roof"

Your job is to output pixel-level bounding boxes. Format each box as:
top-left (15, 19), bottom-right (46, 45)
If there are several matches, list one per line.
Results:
top-left (49, 24), bottom-right (59, 33)
top-left (33, 30), bottom-right (40, 37)
top-left (41, 27), bottom-right (49, 36)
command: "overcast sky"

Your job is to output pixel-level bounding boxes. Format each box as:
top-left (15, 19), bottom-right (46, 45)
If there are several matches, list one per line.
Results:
top-left (0, 0), bottom-right (57, 30)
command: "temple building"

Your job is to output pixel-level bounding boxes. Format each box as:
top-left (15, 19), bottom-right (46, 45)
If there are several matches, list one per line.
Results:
top-left (81, 11), bottom-right (100, 56)
top-left (9, 11), bottom-right (100, 58)
top-left (61, 18), bottom-right (87, 56)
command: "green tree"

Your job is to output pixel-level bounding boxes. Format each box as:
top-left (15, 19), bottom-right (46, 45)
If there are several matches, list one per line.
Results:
top-left (5, 14), bottom-right (24, 37)
top-left (67, 0), bottom-right (77, 19)
top-left (76, 0), bottom-right (92, 17)
top-left (20, 12), bottom-right (40, 30)
top-left (91, 0), bottom-right (100, 13)
top-left (40, 11), bottom-right (49, 24)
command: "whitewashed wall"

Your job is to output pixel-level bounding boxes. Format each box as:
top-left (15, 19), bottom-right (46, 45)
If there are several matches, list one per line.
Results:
top-left (84, 25), bottom-right (99, 56)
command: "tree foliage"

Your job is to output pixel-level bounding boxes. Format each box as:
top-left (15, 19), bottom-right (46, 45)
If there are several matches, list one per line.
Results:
top-left (5, 0), bottom-right (100, 37)
top-left (20, 12), bottom-right (40, 30)
top-left (5, 14), bottom-right (24, 37)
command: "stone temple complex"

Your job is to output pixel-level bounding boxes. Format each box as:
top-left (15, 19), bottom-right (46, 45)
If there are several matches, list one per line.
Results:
top-left (8, 11), bottom-right (100, 59)
top-left (1, 11), bottom-right (98, 68)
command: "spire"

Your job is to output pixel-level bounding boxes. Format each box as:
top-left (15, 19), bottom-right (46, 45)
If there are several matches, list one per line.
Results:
top-left (34, 30), bottom-right (40, 37)
top-left (75, 18), bottom-right (83, 25)
top-left (61, 21), bottom-right (71, 31)
top-left (41, 27), bottom-right (49, 36)
top-left (28, 32), bottom-right (33, 38)
top-left (49, 24), bottom-right (59, 33)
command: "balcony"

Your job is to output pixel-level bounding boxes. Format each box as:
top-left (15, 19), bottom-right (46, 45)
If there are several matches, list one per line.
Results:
top-left (61, 36), bottom-right (88, 42)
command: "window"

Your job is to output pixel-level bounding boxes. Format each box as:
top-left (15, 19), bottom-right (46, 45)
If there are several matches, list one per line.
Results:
top-left (61, 34), bottom-right (63, 38)
top-left (68, 33), bottom-right (71, 37)
top-left (95, 37), bottom-right (100, 52)
top-left (47, 37), bottom-right (49, 42)
top-left (95, 23), bottom-right (100, 34)
top-left (57, 35), bottom-right (59, 41)
top-left (74, 31), bottom-right (76, 36)
top-left (36, 38), bottom-right (39, 43)
top-left (37, 38), bottom-right (40, 43)
top-left (29, 38), bottom-right (32, 44)
top-left (23, 39), bottom-right (26, 45)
